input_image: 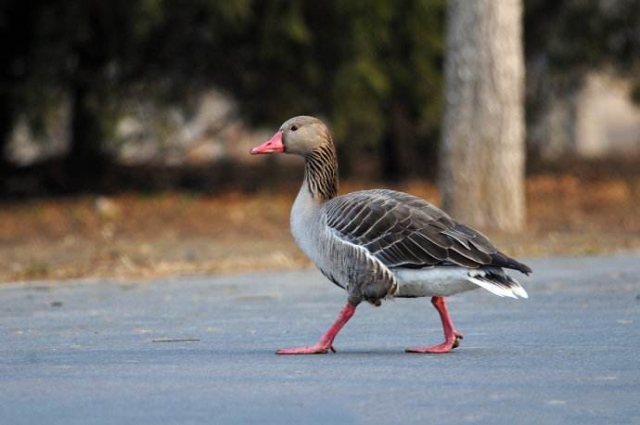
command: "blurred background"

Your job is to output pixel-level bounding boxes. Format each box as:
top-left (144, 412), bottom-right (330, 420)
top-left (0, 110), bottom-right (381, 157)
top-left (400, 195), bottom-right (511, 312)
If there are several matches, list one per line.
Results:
top-left (1, 0), bottom-right (639, 282)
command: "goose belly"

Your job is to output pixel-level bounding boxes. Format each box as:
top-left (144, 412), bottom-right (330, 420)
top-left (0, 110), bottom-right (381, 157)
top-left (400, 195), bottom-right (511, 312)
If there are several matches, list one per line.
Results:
top-left (392, 267), bottom-right (479, 298)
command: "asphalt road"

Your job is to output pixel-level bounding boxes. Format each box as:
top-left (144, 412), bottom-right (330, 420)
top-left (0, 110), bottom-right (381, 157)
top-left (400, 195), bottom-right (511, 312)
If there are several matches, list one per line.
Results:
top-left (1, 252), bottom-right (639, 425)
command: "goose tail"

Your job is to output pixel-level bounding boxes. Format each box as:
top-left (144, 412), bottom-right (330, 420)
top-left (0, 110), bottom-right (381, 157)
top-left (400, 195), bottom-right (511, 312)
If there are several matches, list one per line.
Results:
top-left (467, 267), bottom-right (529, 299)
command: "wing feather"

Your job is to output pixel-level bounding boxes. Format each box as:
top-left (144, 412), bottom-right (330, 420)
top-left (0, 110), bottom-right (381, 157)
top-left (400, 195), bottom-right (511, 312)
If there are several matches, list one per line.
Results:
top-left (323, 189), bottom-right (530, 273)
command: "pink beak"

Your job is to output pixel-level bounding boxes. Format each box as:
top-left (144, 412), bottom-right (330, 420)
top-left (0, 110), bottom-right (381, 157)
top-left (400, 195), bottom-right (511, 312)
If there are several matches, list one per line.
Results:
top-left (250, 131), bottom-right (285, 155)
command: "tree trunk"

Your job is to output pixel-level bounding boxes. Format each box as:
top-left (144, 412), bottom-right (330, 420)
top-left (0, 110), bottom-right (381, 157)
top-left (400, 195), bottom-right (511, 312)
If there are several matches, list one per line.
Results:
top-left (438, 0), bottom-right (526, 231)
top-left (0, 92), bottom-right (15, 175)
top-left (65, 81), bottom-right (107, 192)
top-left (381, 103), bottom-right (409, 183)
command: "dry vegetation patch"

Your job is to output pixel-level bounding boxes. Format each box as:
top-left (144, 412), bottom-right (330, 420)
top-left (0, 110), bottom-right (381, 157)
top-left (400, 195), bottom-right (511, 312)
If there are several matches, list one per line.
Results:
top-left (1, 174), bottom-right (639, 283)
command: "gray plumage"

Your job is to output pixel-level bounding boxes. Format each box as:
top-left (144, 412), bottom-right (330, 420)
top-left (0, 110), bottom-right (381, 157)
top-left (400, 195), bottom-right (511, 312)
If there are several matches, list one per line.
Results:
top-left (251, 115), bottom-right (531, 354)
top-left (278, 116), bottom-right (530, 307)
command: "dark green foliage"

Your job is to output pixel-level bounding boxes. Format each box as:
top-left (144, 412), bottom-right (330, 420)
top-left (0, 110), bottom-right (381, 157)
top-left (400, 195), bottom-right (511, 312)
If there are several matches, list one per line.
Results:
top-left (525, 0), bottom-right (640, 74)
top-left (1, 0), bottom-right (638, 193)
top-left (1, 0), bottom-right (446, 184)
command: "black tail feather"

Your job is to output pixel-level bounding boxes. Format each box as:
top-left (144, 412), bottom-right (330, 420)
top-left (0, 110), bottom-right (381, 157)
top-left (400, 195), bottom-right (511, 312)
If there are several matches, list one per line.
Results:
top-left (490, 252), bottom-right (532, 275)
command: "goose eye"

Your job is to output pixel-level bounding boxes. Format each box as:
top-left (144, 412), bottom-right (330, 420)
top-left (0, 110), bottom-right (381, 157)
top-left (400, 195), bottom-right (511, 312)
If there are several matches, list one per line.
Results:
top-left (290, 125), bottom-right (298, 132)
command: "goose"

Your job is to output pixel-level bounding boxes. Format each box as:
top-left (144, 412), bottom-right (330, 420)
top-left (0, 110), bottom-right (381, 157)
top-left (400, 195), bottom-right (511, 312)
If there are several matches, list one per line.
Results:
top-left (250, 115), bottom-right (531, 355)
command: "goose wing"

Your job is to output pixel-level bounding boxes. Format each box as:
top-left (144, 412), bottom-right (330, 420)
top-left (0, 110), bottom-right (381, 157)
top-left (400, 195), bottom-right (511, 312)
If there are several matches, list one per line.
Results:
top-left (324, 189), bottom-right (531, 274)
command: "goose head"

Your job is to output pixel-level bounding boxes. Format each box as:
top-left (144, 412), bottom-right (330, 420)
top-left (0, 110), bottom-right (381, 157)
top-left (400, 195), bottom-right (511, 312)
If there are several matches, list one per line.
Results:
top-left (250, 116), bottom-right (332, 156)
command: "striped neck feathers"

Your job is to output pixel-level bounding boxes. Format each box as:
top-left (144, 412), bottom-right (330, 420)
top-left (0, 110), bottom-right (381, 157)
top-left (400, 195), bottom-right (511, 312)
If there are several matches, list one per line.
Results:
top-left (303, 142), bottom-right (339, 202)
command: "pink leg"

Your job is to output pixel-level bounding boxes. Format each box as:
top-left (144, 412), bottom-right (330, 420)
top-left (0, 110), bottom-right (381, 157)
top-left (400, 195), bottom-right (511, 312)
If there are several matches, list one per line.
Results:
top-left (406, 296), bottom-right (463, 354)
top-left (277, 302), bottom-right (356, 355)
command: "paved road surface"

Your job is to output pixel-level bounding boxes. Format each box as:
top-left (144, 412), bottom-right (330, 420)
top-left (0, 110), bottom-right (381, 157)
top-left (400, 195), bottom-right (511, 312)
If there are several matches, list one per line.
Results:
top-left (1, 253), bottom-right (639, 424)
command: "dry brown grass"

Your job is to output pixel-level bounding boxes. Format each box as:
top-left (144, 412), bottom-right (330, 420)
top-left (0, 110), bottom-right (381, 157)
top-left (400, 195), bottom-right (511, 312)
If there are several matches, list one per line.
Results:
top-left (1, 173), bottom-right (639, 283)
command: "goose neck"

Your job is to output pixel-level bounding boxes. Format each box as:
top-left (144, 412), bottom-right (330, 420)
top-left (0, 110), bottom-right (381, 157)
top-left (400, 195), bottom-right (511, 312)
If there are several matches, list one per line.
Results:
top-left (303, 144), bottom-right (339, 202)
